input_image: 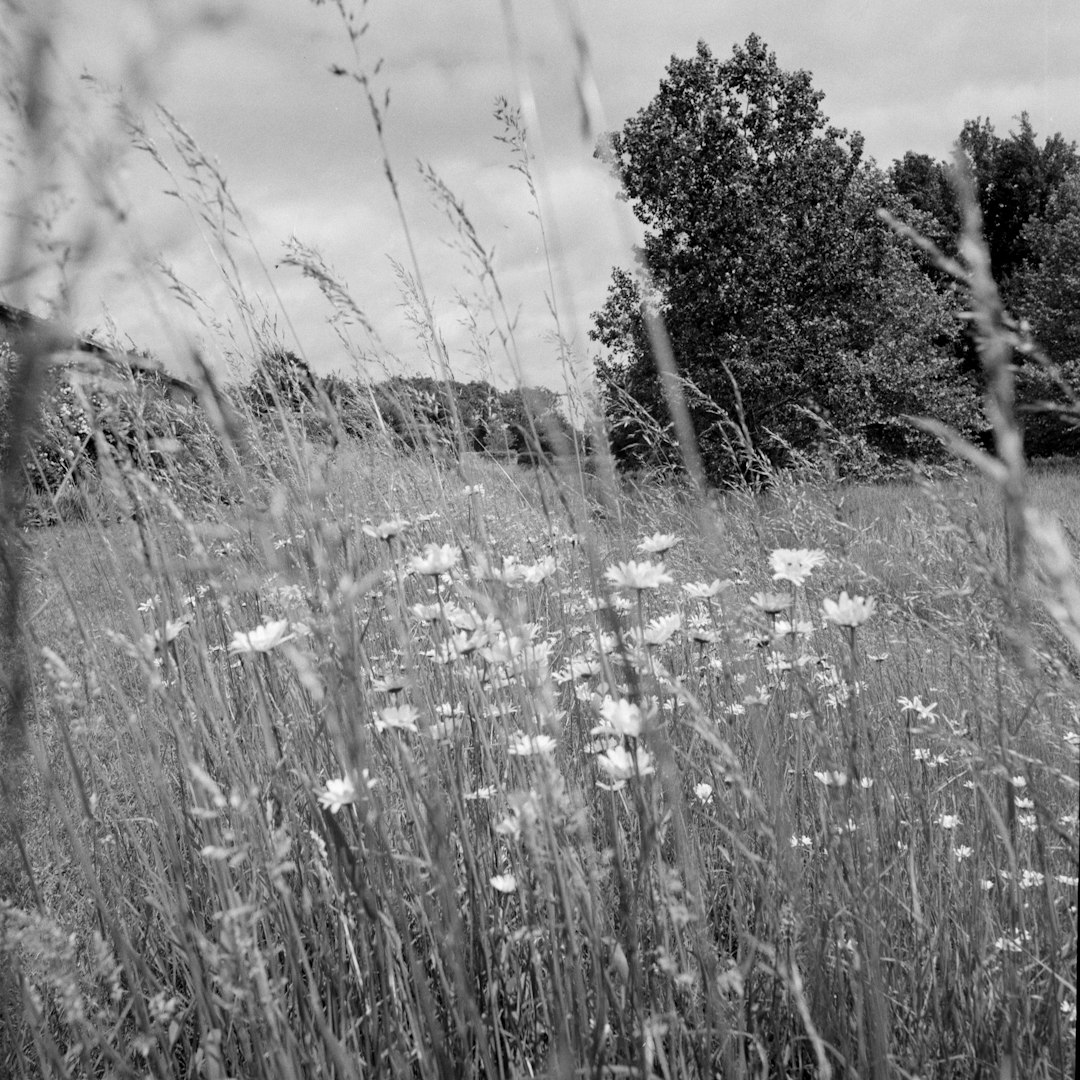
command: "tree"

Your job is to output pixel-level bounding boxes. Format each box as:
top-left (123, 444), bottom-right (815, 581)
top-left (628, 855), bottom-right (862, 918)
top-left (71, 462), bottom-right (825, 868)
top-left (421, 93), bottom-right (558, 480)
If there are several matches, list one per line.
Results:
top-left (891, 116), bottom-right (1079, 296)
top-left (495, 385), bottom-right (572, 463)
top-left (959, 115), bottom-right (1078, 299)
top-left (1012, 168), bottom-right (1080, 455)
top-left (890, 118), bottom-right (1079, 455)
top-left (591, 36), bottom-right (979, 479)
top-left (247, 348), bottom-right (320, 415)
top-left (890, 151), bottom-right (958, 255)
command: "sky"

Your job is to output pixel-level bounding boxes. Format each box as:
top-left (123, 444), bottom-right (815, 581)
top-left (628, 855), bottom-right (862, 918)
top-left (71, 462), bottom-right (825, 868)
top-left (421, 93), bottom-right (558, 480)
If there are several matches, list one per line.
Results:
top-left (2, 0), bottom-right (1078, 395)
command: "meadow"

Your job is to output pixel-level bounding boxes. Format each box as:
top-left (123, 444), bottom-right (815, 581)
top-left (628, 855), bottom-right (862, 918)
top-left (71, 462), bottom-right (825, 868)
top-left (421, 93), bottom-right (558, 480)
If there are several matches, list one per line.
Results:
top-left (1, 421), bottom-right (1077, 1078)
top-left (1, 6), bottom-right (1079, 1079)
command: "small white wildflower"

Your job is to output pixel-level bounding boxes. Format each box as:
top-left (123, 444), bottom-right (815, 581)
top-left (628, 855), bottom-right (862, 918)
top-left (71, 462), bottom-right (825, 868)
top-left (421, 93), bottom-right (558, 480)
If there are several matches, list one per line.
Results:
top-left (411, 602), bottom-right (442, 623)
top-left (693, 782), bottom-right (714, 804)
top-left (556, 656), bottom-right (602, 683)
top-left (428, 713), bottom-right (464, 741)
top-left (374, 704), bottom-right (420, 733)
top-left (471, 553), bottom-right (513, 585)
top-left (595, 744), bottom-right (654, 788)
top-left (363, 517), bottom-right (411, 541)
top-left (637, 532), bottom-right (681, 555)
top-left (765, 655), bottom-right (793, 676)
top-left (1019, 869), bottom-right (1045, 889)
top-left (155, 617), bottom-right (191, 645)
top-left (522, 555), bottom-right (556, 585)
top-left (814, 769), bottom-right (848, 788)
top-left (954, 845), bottom-right (973, 860)
top-left (507, 732), bottom-right (557, 757)
top-left (490, 873), bottom-right (517, 893)
top-left (899, 696), bottom-right (939, 721)
top-left (769, 548), bottom-right (827, 587)
top-left (994, 934), bottom-right (1025, 954)
top-left (594, 696), bottom-right (645, 739)
top-left (749, 591), bottom-right (792, 615)
top-left (683, 578), bottom-right (729, 600)
top-left (318, 777), bottom-right (356, 814)
top-left (822, 592), bottom-right (876, 629)
top-left (436, 632), bottom-right (483, 664)
top-left (937, 813), bottom-right (960, 830)
top-left (410, 543), bottom-right (458, 577)
top-left (605, 560), bottom-right (674, 592)
top-left (229, 619), bottom-right (294, 654)
top-left (643, 613), bottom-right (681, 647)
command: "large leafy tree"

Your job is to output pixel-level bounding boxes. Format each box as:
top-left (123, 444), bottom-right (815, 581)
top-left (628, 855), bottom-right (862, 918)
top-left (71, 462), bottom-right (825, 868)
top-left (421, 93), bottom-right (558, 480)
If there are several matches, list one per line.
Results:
top-left (591, 36), bottom-right (977, 477)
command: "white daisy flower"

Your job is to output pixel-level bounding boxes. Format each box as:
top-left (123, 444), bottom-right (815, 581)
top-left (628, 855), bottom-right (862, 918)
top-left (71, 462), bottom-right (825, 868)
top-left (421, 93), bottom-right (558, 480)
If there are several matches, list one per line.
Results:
top-left (229, 619), bottom-right (294, 654)
top-left (769, 548), bottom-right (826, 587)
top-left (490, 873), bottom-right (517, 893)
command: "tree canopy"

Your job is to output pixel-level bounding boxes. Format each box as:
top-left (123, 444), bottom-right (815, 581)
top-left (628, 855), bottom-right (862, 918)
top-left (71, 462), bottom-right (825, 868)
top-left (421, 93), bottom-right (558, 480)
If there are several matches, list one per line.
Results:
top-left (891, 116), bottom-right (1079, 455)
top-left (591, 36), bottom-right (980, 479)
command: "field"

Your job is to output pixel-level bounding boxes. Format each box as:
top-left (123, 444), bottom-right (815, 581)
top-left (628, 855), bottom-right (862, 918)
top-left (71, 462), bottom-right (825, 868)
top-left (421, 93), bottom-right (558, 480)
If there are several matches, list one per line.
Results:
top-left (1, 429), bottom-right (1078, 1078)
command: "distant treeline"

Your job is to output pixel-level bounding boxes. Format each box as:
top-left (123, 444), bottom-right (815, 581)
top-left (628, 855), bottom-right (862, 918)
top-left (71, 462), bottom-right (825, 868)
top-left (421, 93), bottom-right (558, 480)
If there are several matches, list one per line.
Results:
top-left (0, 331), bottom-right (586, 523)
top-left (246, 348), bottom-right (579, 462)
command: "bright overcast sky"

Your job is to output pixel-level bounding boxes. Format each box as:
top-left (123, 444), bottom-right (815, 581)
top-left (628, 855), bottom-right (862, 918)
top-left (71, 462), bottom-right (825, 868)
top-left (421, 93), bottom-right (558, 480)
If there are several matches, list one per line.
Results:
top-left (3, 0), bottom-right (1078, 394)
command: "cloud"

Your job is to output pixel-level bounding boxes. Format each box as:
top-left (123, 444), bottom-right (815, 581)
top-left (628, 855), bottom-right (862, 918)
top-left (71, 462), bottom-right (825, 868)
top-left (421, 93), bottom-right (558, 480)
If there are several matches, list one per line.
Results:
top-left (2, 0), bottom-right (1076, 394)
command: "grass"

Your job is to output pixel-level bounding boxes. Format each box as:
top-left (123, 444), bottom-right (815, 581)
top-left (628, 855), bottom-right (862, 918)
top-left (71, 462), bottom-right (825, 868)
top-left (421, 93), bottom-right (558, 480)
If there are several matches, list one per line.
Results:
top-left (2, 444), bottom-right (1076, 1078)
top-left (1, 5), bottom-right (1078, 1078)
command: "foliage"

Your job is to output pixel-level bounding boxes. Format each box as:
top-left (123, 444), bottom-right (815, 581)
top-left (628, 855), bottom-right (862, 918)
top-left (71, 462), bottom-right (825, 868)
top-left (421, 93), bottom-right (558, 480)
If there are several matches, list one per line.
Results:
top-left (1010, 169), bottom-right (1080, 455)
top-left (248, 358), bottom-right (578, 464)
top-left (591, 36), bottom-right (980, 479)
top-left (958, 115), bottom-right (1079, 296)
top-left (891, 118), bottom-right (1080, 457)
top-left (4, 417), bottom-right (1077, 1079)
top-left (0, 345), bottom-right (237, 521)
top-left (248, 348), bottom-right (318, 412)
top-left (893, 115), bottom-right (1078, 288)
top-left (321, 372), bottom-right (380, 441)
